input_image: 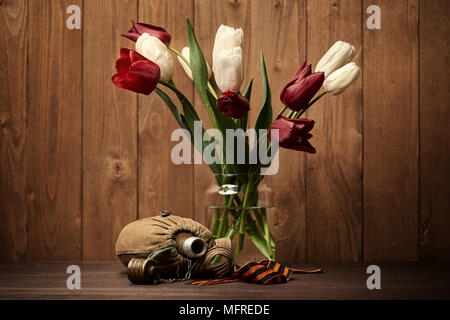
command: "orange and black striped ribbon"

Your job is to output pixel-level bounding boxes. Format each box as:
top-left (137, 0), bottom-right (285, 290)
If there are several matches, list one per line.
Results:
top-left (190, 260), bottom-right (322, 286)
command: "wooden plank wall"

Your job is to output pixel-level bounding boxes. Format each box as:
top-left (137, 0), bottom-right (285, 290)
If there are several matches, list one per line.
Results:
top-left (419, 0), bottom-right (450, 260)
top-left (137, 0), bottom-right (194, 223)
top-left (363, 0), bottom-right (419, 261)
top-left (0, 0), bottom-right (449, 262)
top-left (306, 0), bottom-right (362, 262)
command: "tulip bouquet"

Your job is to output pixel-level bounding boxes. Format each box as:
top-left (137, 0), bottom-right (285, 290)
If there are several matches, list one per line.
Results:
top-left (112, 20), bottom-right (360, 261)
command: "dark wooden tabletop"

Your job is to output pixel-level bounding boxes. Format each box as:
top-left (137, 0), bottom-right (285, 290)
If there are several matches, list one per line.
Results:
top-left (0, 262), bottom-right (449, 300)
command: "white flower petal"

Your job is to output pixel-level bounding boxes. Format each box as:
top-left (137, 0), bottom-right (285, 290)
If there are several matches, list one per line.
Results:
top-left (315, 41), bottom-right (355, 77)
top-left (323, 62), bottom-right (360, 95)
top-left (136, 33), bottom-right (174, 81)
top-left (212, 25), bottom-right (244, 92)
top-left (177, 47), bottom-right (211, 80)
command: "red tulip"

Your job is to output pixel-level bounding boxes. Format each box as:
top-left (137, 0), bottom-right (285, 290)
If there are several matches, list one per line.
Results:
top-left (280, 58), bottom-right (324, 111)
top-left (122, 21), bottom-right (171, 44)
top-left (217, 91), bottom-right (250, 119)
top-left (112, 48), bottom-right (160, 95)
top-left (269, 115), bottom-right (316, 154)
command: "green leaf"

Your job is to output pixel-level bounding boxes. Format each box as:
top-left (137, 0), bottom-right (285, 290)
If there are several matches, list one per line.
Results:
top-left (252, 208), bottom-right (265, 236)
top-left (245, 213), bottom-right (271, 259)
top-left (241, 79), bottom-right (253, 130)
top-left (186, 18), bottom-right (209, 106)
top-left (159, 80), bottom-right (200, 122)
top-left (154, 87), bottom-right (183, 128)
top-left (255, 54), bottom-right (272, 133)
top-left (180, 114), bottom-right (221, 175)
top-left (207, 89), bottom-right (243, 175)
top-left (155, 86), bottom-right (221, 175)
top-left (253, 54), bottom-right (273, 168)
top-left (243, 78), bottom-right (254, 101)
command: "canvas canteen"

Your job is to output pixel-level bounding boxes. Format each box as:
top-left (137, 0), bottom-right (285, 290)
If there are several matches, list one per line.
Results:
top-left (115, 212), bottom-right (233, 284)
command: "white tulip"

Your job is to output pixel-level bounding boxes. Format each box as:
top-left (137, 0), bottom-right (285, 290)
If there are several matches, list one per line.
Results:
top-left (177, 47), bottom-right (211, 80)
top-left (212, 25), bottom-right (243, 61)
top-left (212, 25), bottom-right (244, 92)
top-left (323, 62), bottom-right (360, 95)
top-left (315, 41), bottom-right (355, 77)
top-left (213, 47), bottom-right (243, 93)
top-left (135, 33), bottom-right (174, 82)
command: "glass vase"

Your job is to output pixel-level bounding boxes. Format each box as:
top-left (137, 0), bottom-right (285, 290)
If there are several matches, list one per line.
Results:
top-left (205, 174), bottom-right (275, 264)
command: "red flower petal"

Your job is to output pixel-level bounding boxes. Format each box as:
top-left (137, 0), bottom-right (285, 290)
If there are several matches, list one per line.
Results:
top-left (115, 57), bottom-right (131, 76)
top-left (269, 116), bottom-right (316, 154)
top-left (280, 58), bottom-right (324, 111)
top-left (122, 21), bottom-right (171, 44)
top-left (112, 49), bottom-right (160, 95)
top-left (217, 91), bottom-right (250, 119)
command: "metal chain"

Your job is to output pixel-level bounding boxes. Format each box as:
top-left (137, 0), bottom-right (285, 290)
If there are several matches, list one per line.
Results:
top-left (154, 258), bottom-right (192, 285)
top-left (184, 258), bottom-right (192, 280)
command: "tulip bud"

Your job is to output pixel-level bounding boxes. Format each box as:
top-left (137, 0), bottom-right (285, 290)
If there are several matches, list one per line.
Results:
top-left (112, 48), bottom-right (160, 95)
top-left (122, 21), bottom-right (171, 44)
top-left (315, 41), bottom-right (355, 77)
top-left (269, 115), bottom-right (316, 154)
top-left (217, 91), bottom-right (250, 119)
top-left (212, 25), bottom-right (244, 93)
top-left (323, 62), bottom-right (360, 95)
top-left (135, 33), bottom-right (174, 82)
top-left (177, 47), bottom-right (211, 80)
top-left (280, 59), bottom-right (325, 111)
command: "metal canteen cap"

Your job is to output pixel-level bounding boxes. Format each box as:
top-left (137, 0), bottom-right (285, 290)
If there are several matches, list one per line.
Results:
top-left (176, 233), bottom-right (207, 258)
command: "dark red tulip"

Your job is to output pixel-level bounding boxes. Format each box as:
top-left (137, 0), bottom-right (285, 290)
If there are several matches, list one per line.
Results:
top-left (122, 21), bottom-right (171, 44)
top-left (112, 48), bottom-right (160, 95)
top-left (269, 115), bottom-right (316, 154)
top-left (280, 58), bottom-right (324, 111)
top-left (217, 91), bottom-right (250, 119)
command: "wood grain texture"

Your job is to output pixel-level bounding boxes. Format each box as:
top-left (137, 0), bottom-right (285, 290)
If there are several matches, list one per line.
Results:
top-left (249, 0), bottom-right (308, 263)
top-left (419, 0), bottom-right (450, 260)
top-left (305, 0), bottom-right (362, 262)
top-left (137, 0), bottom-right (194, 220)
top-left (0, 0), bottom-right (29, 261)
top-left (1, 262), bottom-right (450, 300)
top-left (363, 0), bottom-right (419, 261)
top-left (0, 0), bottom-right (449, 263)
top-left (83, 0), bottom-right (138, 260)
top-left (0, 0), bottom-right (82, 261)
top-left (26, 0), bottom-right (82, 260)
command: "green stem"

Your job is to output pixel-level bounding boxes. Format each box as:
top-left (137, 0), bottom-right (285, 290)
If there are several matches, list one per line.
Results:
top-left (239, 182), bottom-right (252, 234)
top-left (167, 45), bottom-right (184, 60)
top-left (158, 79), bottom-right (219, 131)
top-left (211, 194), bottom-right (238, 265)
top-left (286, 110), bottom-right (295, 118)
top-left (207, 82), bottom-right (218, 99)
top-left (253, 208), bottom-right (265, 234)
top-left (237, 178), bottom-right (253, 253)
top-left (217, 195), bottom-right (235, 238)
top-left (256, 91), bottom-right (328, 174)
top-left (292, 91), bottom-right (327, 118)
top-left (261, 208), bottom-right (275, 260)
top-left (225, 214), bottom-right (240, 239)
top-left (277, 105), bottom-right (288, 117)
top-left (217, 210), bottom-right (227, 238)
top-left (235, 118), bottom-right (242, 129)
top-left (205, 101), bottom-right (219, 130)
top-left (211, 208), bottom-right (221, 238)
